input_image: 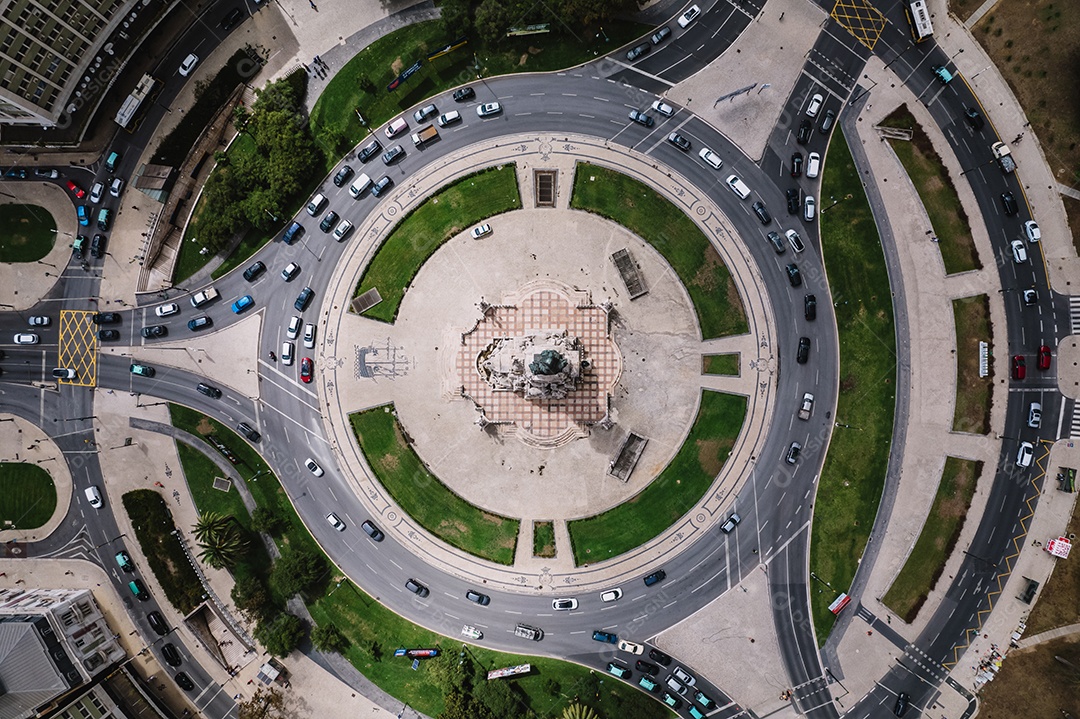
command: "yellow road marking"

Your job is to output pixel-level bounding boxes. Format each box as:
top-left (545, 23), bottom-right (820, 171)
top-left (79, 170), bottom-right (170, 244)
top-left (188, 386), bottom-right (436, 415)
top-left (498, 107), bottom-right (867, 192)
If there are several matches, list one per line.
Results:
top-left (58, 310), bottom-right (98, 387)
top-left (830, 0), bottom-right (887, 51)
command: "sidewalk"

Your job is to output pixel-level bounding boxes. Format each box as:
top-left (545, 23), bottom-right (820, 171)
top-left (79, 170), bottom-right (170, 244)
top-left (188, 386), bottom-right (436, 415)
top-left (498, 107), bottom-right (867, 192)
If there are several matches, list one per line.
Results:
top-left (0, 182), bottom-right (81, 311)
top-left (0, 413), bottom-right (72, 543)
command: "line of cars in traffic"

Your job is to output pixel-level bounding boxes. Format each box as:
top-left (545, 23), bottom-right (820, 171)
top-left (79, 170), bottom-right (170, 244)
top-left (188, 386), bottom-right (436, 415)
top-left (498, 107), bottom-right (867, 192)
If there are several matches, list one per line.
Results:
top-left (65, 151), bottom-right (123, 263)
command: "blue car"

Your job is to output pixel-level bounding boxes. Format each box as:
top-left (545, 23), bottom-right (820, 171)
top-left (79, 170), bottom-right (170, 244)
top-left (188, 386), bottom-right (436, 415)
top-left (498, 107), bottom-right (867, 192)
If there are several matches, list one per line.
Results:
top-left (231, 295), bottom-right (254, 314)
top-left (77, 205), bottom-right (89, 226)
top-left (592, 630), bottom-right (617, 644)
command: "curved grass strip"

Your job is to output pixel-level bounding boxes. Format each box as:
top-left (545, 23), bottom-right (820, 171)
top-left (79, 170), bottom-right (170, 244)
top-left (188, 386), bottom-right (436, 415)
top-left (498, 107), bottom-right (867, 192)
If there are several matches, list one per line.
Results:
top-left (570, 163), bottom-right (749, 340)
top-left (350, 405), bottom-right (519, 565)
top-left (0, 204), bottom-right (56, 262)
top-left (0, 462), bottom-right (58, 529)
top-left (567, 390), bottom-right (747, 565)
top-left (353, 165), bottom-right (521, 323)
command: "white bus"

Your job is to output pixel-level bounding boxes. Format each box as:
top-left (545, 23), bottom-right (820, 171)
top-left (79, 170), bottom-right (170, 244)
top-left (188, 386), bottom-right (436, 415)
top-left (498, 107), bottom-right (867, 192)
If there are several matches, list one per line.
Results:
top-left (114, 73), bottom-right (157, 130)
top-left (905, 0), bottom-right (934, 42)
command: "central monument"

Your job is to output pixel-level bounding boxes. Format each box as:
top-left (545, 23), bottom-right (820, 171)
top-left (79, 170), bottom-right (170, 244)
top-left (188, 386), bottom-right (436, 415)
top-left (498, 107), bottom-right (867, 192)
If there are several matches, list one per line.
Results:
top-left (456, 281), bottom-right (622, 448)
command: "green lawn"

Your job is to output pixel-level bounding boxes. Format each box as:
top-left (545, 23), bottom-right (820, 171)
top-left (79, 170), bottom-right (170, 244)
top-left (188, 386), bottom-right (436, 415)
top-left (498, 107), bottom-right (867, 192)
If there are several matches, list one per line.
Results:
top-left (810, 133), bottom-right (897, 641)
top-left (349, 405), bottom-right (519, 564)
top-left (568, 391), bottom-right (747, 564)
top-left (354, 165), bottom-right (521, 322)
top-left (880, 105), bottom-right (980, 274)
top-left (0, 462), bottom-right (57, 529)
top-left (122, 489), bottom-right (205, 613)
top-left (883, 457), bottom-right (981, 621)
top-left (533, 521), bottom-right (556, 558)
top-left (310, 19), bottom-right (648, 158)
top-left (952, 295), bottom-right (992, 433)
top-left (571, 163), bottom-right (748, 340)
top-left (702, 353), bottom-right (740, 376)
top-left (0, 204), bottom-right (57, 262)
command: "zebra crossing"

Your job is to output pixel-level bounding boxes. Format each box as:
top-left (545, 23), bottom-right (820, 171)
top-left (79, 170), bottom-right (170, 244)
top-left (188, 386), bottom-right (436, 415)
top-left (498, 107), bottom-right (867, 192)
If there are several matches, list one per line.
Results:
top-left (1070, 297), bottom-right (1080, 335)
top-left (1071, 403), bottom-right (1080, 439)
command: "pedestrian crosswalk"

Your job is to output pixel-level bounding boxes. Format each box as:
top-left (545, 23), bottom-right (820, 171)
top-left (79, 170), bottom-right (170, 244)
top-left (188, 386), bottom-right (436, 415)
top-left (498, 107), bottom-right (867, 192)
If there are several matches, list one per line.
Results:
top-left (1071, 403), bottom-right (1080, 439)
top-left (1070, 297), bottom-right (1080, 334)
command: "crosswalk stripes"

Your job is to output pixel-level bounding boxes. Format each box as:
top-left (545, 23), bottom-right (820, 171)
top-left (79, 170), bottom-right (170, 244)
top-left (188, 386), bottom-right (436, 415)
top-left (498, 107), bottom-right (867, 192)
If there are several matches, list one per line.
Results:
top-left (1070, 297), bottom-right (1080, 334)
top-left (1071, 404), bottom-right (1080, 439)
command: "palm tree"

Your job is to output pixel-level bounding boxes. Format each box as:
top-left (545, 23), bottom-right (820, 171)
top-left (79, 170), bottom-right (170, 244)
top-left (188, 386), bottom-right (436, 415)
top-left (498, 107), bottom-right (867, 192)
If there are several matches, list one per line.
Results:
top-left (561, 704), bottom-right (598, 719)
top-left (193, 512), bottom-right (248, 570)
top-left (193, 512), bottom-right (232, 544)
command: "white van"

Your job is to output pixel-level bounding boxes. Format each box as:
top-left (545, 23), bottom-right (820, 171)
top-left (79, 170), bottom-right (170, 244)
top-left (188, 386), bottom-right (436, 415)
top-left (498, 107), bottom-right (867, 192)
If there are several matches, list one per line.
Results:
top-left (806, 152), bottom-right (821, 179)
top-left (85, 486), bottom-right (103, 509)
top-left (385, 117), bottom-right (408, 138)
top-left (349, 173), bottom-right (372, 198)
top-left (725, 174), bottom-right (751, 200)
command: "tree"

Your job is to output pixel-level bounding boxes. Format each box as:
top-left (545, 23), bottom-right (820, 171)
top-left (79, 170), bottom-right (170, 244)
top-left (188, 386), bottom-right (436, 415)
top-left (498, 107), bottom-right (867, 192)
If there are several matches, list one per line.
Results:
top-left (428, 652), bottom-right (468, 694)
top-left (440, 0), bottom-right (472, 36)
top-left (270, 547), bottom-right (326, 597)
top-left (231, 576), bottom-right (272, 623)
top-left (561, 704), bottom-right (599, 719)
top-left (254, 612), bottom-right (306, 657)
top-left (251, 507), bottom-right (286, 535)
top-left (193, 512), bottom-right (249, 570)
top-left (438, 691), bottom-right (474, 719)
top-left (474, 0), bottom-right (512, 45)
top-left (310, 622), bottom-right (349, 654)
top-left (474, 675), bottom-right (524, 718)
top-left (237, 686), bottom-right (288, 719)
top-left (193, 511), bottom-right (232, 544)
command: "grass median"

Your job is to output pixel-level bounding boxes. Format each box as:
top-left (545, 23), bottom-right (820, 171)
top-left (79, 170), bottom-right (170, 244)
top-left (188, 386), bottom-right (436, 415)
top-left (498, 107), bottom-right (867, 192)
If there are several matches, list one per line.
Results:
top-left (0, 462), bottom-right (57, 529)
top-left (571, 163), bottom-right (748, 340)
top-left (702, 353), bottom-right (740, 376)
top-left (122, 489), bottom-right (204, 613)
top-left (353, 165), bottom-right (521, 323)
top-left (0, 204), bottom-right (56, 263)
top-left (567, 390), bottom-right (747, 564)
top-left (880, 105), bottom-right (980, 275)
top-left (883, 457), bottom-right (981, 622)
top-left (952, 295), bottom-right (992, 433)
top-left (533, 521), bottom-right (556, 558)
top-left (350, 405), bottom-right (519, 565)
top-left (810, 133), bottom-right (897, 641)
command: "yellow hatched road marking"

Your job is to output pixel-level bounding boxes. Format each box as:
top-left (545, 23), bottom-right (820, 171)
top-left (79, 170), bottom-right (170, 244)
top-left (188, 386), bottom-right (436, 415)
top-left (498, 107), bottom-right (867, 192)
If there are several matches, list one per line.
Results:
top-left (830, 0), bottom-right (887, 51)
top-left (58, 310), bottom-right (98, 387)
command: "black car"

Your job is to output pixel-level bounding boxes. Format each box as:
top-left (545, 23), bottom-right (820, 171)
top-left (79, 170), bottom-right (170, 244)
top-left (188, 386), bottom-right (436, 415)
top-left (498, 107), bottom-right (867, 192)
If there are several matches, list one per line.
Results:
top-left (243, 261), bottom-right (266, 281)
top-left (786, 263), bottom-right (802, 287)
top-left (790, 152), bottom-right (803, 177)
top-left (796, 120), bottom-right (812, 145)
top-left (332, 165), bottom-right (354, 187)
top-left (98, 329), bottom-right (120, 341)
top-left (357, 138), bottom-right (382, 163)
top-left (1022, 289), bottom-right (1038, 306)
top-left (196, 382), bottom-right (222, 399)
top-left (766, 231), bottom-right (786, 254)
top-left (628, 110), bottom-right (654, 127)
top-left (453, 86), bottom-right (476, 102)
top-left (963, 107), bottom-right (984, 130)
top-left (651, 26), bottom-right (671, 44)
top-left (4, 167), bottom-right (27, 179)
top-left (294, 287), bottom-right (314, 311)
top-left (893, 692), bottom-right (909, 717)
top-left (319, 211), bottom-right (339, 232)
top-left (787, 188), bottom-right (800, 214)
top-left (220, 7), bottom-right (242, 30)
top-left (141, 325), bottom-right (167, 338)
top-left (643, 569), bottom-right (666, 586)
top-left (175, 672), bottom-right (195, 691)
top-left (804, 294), bottom-right (817, 320)
top-left (752, 201), bottom-right (772, 225)
top-left (162, 643), bottom-right (182, 667)
top-left (405, 578), bottom-right (429, 598)
top-left (465, 590), bottom-right (490, 606)
top-left (187, 316), bottom-right (212, 331)
top-left (626, 43), bottom-right (651, 61)
top-left (361, 520), bottom-right (385, 542)
top-left (237, 422), bottom-right (260, 442)
top-left (371, 176), bottom-right (393, 198)
top-left (90, 234), bottom-right (106, 258)
top-left (649, 647), bottom-right (672, 666)
top-left (92, 312), bottom-right (120, 324)
top-left (382, 145), bottom-right (404, 165)
top-left (1001, 192), bottom-right (1018, 216)
top-left (635, 660), bottom-right (659, 676)
top-left (797, 337), bottom-right (810, 364)
top-left (147, 610), bottom-right (168, 635)
top-left (667, 133), bottom-right (691, 152)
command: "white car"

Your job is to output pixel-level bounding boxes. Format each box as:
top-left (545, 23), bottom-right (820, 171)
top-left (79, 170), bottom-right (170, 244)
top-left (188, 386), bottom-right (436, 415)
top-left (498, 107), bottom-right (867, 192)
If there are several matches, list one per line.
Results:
top-left (698, 147), bottom-right (723, 170)
top-left (14, 333), bottom-right (38, 344)
top-left (27, 316), bottom-right (50, 326)
top-left (1016, 441), bottom-right (1034, 468)
top-left (677, 4), bottom-right (701, 28)
top-left (286, 316), bottom-right (301, 340)
top-left (305, 458), bottom-right (324, 477)
top-left (803, 195), bottom-right (816, 222)
top-left (110, 178), bottom-right (124, 197)
top-left (155, 302), bottom-right (179, 317)
top-left (461, 625), bottom-right (483, 640)
top-left (806, 152), bottom-right (821, 179)
top-left (476, 102), bottom-right (502, 118)
top-left (600, 588), bottom-right (623, 602)
top-left (281, 262), bottom-right (300, 281)
top-left (1010, 239), bottom-right (1028, 264)
top-left (303, 323), bottom-right (316, 349)
top-left (1028, 402), bottom-right (1042, 429)
top-left (470, 224), bottom-right (491, 239)
top-left (617, 639), bottom-right (644, 655)
top-left (333, 219), bottom-right (353, 241)
top-left (306, 193), bottom-right (327, 216)
top-left (326, 513), bottom-right (345, 531)
top-left (806, 93), bottom-right (823, 118)
top-left (179, 53), bottom-right (199, 77)
top-left (651, 100), bottom-right (675, 117)
top-left (89, 182), bottom-right (104, 204)
top-left (552, 598), bottom-right (578, 611)
top-left (1023, 220), bottom-right (1041, 243)
top-left (281, 341), bottom-right (295, 366)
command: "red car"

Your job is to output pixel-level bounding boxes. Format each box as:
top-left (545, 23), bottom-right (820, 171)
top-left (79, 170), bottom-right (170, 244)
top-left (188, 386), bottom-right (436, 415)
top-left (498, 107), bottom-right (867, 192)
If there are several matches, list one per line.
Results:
top-left (66, 180), bottom-right (85, 199)
top-left (1011, 355), bottom-right (1025, 380)
top-left (300, 357), bottom-right (313, 383)
top-left (1037, 345), bottom-right (1051, 371)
